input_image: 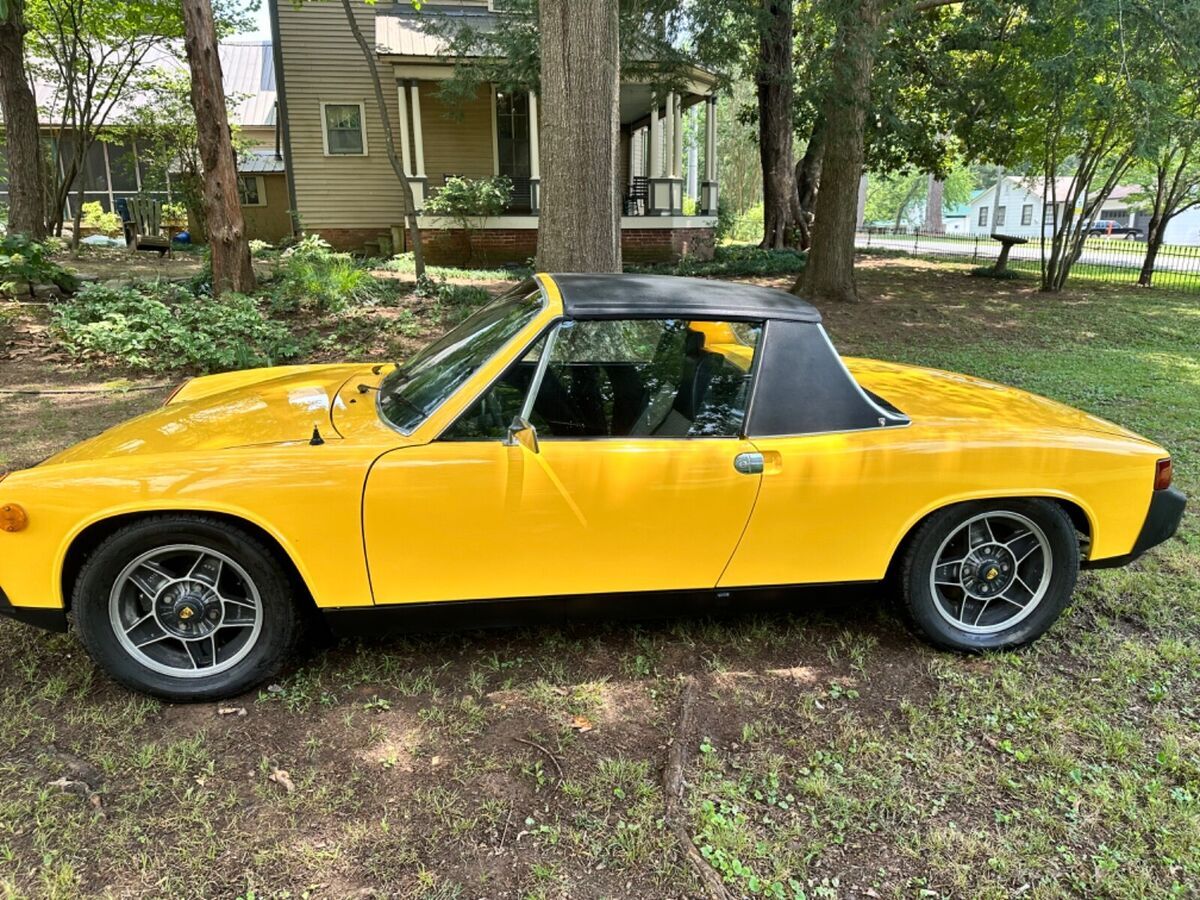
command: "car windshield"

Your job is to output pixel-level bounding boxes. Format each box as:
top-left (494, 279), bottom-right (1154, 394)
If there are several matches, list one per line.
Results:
top-left (378, 280), bottom-right (544, 433)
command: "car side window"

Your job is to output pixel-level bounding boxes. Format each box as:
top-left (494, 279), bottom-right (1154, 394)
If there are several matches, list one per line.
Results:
top-left (442, 319), bottom-right (762, 440)
top-left (540, 318), bottom-right (761, 438)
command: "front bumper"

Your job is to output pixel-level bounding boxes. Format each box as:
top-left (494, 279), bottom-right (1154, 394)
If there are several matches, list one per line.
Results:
top-left (1084, 486), bottom-right (1187, 569)
top-left (0, 587), bottom-right (68, 633)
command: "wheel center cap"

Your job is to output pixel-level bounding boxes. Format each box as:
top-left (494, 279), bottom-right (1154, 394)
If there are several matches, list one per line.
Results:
top-left (985, 566), bottom-right (1000, 581)
top-left (158, 581), bottom-right (221, 637)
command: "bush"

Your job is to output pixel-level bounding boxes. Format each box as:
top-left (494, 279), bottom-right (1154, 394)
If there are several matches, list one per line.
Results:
top-left (728, 203), bottom-right (764, 244)
top-left (714, 202), bottom-right (738, 241)
top-left (968, 265), bottom-right (1024, 280)
top-left (629, 244), bottom-right (806, 278)
top-left (424, 175), bottom-right (512, 265)
top-left (80, 201), bottom-right (123, 237)
top-left (0, 234), bottom-right (78, 296)
top-left (53, 282), bottom-right (299, 372)
top-left (383, 253), bottom-right (528, 282)
top-left (270, 234), bottom-right (390, 311)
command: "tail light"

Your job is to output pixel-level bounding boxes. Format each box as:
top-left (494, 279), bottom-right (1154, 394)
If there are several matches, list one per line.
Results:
top-left (162, 378), bottom-right (192, 406)
top-left (1154, 458), bottom-right (1173, 491)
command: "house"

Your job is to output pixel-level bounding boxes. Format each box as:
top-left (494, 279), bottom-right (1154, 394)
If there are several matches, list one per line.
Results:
top-left (267, 0), bottom-right (722, 263)
top-left (964, 175), bottom-right (1200, 245)
top-left (0, 41), bottom-right (289, 243)
top-left (943, 203), bottom-right (969, 234)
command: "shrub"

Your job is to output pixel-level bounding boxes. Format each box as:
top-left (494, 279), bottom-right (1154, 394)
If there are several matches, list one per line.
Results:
top-left (80, 201), bottom-right (123, 237)
top-left (249, 239), bottom-right (275, 258)
top-left (629, 244), bottom-right (806, 278)
top-left (728, 203), bottom-right (764, 244)
top-left (162, 202), bottom-right (188, 227)
top-left (0, 234), bottom-right (78, 296)
top-left (714, 201), bottom-right (738, 241)
top-left (52, 282), bottom-right (299, 372)
top-left (270, 234), bottom-right (390, 311)
top-left (383, 253), bottom-right (528, 282)
top-left (424, 175), bottom-right (512, 265)
top-left (969, 265), bottom-right (1024, 280)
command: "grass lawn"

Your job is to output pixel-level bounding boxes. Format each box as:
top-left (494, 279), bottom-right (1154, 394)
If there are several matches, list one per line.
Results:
top-left (0, 257), bottom-right (1196, 899)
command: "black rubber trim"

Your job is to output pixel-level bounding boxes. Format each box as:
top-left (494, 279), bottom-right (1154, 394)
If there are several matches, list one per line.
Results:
top-left (1083, 486), bottom-right (1187, 569)
top-left (322, 581), bottom-right (876, 638)
top-left (0, 587), bottom-right (68, 633)
top-left (551, 273), bottom-right (822, 323)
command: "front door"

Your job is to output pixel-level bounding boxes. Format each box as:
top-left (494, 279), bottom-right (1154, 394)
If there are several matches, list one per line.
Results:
top-left (362, 317), bottom-right (765, 605)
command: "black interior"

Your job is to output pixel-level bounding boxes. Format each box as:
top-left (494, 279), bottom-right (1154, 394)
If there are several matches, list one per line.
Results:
top-left (443, 326), bottom-right (753, 440)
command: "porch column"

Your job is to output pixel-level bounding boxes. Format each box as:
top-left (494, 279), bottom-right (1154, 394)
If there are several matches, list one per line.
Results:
top-left (649, 94), bottom-right (662, 178)
top-left (396, 84), bottom-right (413, 178)
top-left (672, 93), bottom-right (683, 181)
top-left (700, 95), bottom-right (719, 215)
top-left (528, 91), bottom-right (541, 213)
top-left (408, 81), bottom-right (427, 210)
top-left (648, 92), bottom-right (683, 215)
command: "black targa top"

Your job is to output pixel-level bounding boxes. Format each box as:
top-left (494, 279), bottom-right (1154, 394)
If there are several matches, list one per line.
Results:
top-left (539, 273), bottom-right (907, 436)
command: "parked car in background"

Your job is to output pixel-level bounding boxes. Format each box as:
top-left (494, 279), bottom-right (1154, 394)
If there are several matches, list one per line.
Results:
top-left (1088, 220), bottom-right (1144, 239)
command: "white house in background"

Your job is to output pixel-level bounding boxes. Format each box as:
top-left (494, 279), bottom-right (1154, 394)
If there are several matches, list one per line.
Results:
top-left (943, 203), bottom-right (969, 234)
top-left (964, 175), bottom-right (1200, 246)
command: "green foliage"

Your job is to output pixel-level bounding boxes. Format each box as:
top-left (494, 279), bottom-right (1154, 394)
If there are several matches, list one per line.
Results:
top-left (713, 201), bottom-right (739, 242)
top-left (0, 234), bottom-right (78, 295)
top-left (969, 265), bottom-right (1025, 280)
top-left (383, 253), bottom-right (528, 282)
top-left (424, 176), bottom-right (512, 225)
top-left (80, 201), bottom-right (122, 237)
top-left (630, 244), bottom-right (805, 278)
top-left (270, 234), bottom-right (392, 312)
top-left (727, 203), bottom-right (764, 244)
top-left (52, 282), bottom-right (299, 372)
top-left (864, 169), bottom-right (975, 230)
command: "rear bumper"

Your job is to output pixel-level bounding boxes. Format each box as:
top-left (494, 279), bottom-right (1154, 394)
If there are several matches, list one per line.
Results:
top-left (0, 588), bottom-right (68, 633)
top-left (1084, 487), bottom-right (1187, 569)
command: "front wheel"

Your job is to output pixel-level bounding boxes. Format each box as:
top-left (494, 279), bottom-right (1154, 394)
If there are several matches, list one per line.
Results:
top-left (899, 499), bottom-right (1079, 652)
top-left (73, 516), bottom-right (302, 701)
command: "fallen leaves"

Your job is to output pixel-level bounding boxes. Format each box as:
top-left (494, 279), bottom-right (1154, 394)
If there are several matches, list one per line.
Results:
top-left (268, 768), bottom-right (295, 794)
top-left (218, 706), bottom-right (247, 717)
top-left (569, 715), bottom-right (594, 733)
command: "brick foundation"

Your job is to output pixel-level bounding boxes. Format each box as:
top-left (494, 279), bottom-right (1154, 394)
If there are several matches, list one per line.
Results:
top-left (314, 225), bottom-right (715, 266)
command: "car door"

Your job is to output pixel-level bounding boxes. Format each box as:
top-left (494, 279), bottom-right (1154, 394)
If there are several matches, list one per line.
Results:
top-left (361, 317), bottom-right (765, 605)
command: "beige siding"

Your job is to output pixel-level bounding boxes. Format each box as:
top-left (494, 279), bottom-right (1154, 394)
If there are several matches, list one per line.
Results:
top-left (419, 82), bottom-right (495, 183)
top-left (243, 173), bottom-right (292, 243)
top-left (276, 0), bottom-right (412, 229)
top-left (238, 125), bottom-right (278, 152)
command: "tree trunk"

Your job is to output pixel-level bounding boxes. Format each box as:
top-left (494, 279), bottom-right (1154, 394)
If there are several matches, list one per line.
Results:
top-left (182, 0), bottom-right (255, 295)
top-left (338, 0), bottom-right (424, 278)
top-left (758, 0), bottom-right (802, 250)
top-left (0, 2), bottom-right (46, 239)
top-left (794, 114), bottom-right (825, 250)
top-left (795, 0), bottom-right (879, 302)
top-left (1138, 213), bottom-right (1164, 287)
top-left (924, 174), bottom-right (944, 233)
top-left (536, 0), bottom-right (621, 272)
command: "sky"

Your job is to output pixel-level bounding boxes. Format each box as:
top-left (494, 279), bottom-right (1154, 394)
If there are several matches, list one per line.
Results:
top-left (240, 2), bottom-right (273, 41)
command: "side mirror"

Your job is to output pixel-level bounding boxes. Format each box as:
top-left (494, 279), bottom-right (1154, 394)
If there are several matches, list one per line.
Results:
top-left (503, 416), bottom-right (539, 454)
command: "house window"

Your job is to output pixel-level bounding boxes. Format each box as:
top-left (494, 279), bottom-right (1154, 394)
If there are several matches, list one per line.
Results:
top-left (322, 102), bottom-right (367, 155)
top-left (978, 206), bottom-right (989, 227)
top-left (1021, 204), bottom-right (1033, 226)
top-left (238, 175), bottom-right (266, 207)
top-left (995, 206), bottom-right (1007, 227)
top-left (494, 89), bottom-right (530, 210)
top-left (1100, 208), bottom-right (1127, 221)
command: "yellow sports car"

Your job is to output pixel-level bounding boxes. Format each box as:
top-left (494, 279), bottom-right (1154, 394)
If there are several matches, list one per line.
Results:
top-left (0, 274), bottom-right (1185, 700)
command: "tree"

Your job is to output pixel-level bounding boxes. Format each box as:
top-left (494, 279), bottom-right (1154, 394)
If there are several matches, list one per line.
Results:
top-left (129, 69), bottom-right (250, 242)
top-left (0, 0), bottom-right (47, 239)
top-left (27, 0), bottom-right (189, 244)
top-left (1130, 137), bottom-right (1200, 287)
top-left (754, 0), bottom-right (804, 249)
top-left (536, 0), bottom-right (621, 271)
top-left (956, 0), bottom-right (1182, 292)
top-left (182, 0), bottom-right (254, 294)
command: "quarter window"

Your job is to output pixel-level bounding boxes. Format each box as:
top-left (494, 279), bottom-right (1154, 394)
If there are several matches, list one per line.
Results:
top-left (322, 102), bottom-right (366, 155)
top-left (444, 318), bottom-right (762, 440)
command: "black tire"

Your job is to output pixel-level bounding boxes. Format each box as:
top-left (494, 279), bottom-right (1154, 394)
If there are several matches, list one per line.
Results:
top-left (899, 499), bottom-right (1079, 652)
top-left (73, 515), bottom-right (302, 701)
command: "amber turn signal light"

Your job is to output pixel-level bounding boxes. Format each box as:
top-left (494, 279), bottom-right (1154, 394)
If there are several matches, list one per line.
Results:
top-left (1154, 458), bottom-right (1173, 491)
top-left (0, 503), bottom-right (28, 532)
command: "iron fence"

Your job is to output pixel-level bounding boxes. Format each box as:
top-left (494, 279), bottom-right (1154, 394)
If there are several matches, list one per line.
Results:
top-left (855, 228), bottom-right (1200, 293)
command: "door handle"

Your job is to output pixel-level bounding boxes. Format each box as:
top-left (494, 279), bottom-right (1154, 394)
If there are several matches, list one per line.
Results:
top-left (733, 452), bottom-right (764, 475)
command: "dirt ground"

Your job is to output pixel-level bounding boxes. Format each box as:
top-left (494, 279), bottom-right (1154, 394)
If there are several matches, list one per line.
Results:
top-left (0, 258), bottom-right (1196, 899)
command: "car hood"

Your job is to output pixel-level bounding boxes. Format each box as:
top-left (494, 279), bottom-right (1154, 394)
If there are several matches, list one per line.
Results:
top-left (40, 364), bottom-right (372, 466)
top-left (846, 357), bottom-right (1157, 444)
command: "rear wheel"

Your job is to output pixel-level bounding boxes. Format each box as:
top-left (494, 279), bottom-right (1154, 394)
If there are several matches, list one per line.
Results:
top-left (73, 516), bottom-right (301, 701)
top-left (900, 499), bottom-right (1079, 652)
